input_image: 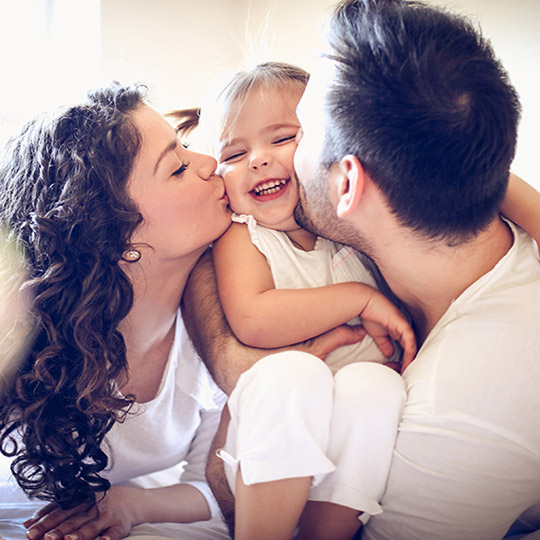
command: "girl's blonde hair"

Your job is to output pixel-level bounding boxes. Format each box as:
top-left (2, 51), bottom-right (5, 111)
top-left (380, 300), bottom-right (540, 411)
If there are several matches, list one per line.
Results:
top-left (168, 61), bottom-right (310, 153)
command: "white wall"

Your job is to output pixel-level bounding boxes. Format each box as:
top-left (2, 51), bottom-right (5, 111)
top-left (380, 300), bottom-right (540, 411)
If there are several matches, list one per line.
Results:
top-left (0, 0), bottom-right (101, 146)
top-left (1, 0), bottom-right (538, 188)
top-left (100, 0), bottom-right (539, 189)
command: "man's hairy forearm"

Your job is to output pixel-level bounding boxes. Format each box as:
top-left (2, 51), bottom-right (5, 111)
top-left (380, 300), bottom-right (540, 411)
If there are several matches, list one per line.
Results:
top-left (183, 249), bottom-right (250, 533)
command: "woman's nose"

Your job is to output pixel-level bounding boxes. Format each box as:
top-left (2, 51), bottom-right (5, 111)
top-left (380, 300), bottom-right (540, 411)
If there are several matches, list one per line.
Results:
top-left (193, 151), bottom-right (218, 180)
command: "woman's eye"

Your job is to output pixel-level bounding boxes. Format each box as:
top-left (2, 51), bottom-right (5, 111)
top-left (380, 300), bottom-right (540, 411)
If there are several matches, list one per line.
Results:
top-left (172, 161), bottom-right (189, 176)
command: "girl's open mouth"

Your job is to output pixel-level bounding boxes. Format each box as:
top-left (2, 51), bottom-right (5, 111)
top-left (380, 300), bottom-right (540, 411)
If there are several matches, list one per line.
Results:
top-left (251, 178), bottom-right (289, 199)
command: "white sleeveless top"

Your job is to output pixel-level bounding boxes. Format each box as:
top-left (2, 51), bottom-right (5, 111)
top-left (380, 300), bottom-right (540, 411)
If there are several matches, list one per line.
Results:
top-left (233, 213), bottom-right (400, 370)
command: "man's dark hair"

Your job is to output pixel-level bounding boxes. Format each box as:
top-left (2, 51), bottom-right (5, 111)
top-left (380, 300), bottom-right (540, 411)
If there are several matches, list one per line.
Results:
top-left (324, 0), bottom-right (521, 241)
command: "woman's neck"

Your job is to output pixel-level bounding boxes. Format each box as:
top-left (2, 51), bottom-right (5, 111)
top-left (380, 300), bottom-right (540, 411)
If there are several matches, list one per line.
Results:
top-left (117, 251), bottom-right (200, 400)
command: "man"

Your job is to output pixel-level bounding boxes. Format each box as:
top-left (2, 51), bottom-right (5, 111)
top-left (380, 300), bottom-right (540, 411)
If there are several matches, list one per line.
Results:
top-left (291, 0), bottom-right (540, 537)
top-left (184, 0), bottom-right (540, 538)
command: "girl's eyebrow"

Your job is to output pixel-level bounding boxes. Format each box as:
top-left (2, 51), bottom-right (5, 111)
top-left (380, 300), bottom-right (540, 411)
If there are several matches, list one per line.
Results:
top-left (220, 122), bottom-right (300, 149)
top-left (263, 122), bottom-right (301, 134)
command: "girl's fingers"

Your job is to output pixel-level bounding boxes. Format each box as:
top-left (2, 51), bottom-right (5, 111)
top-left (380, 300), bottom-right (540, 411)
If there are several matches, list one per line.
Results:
top-left (315, 324), bottom-right (367, 360)
top-left (371, 334), bottom-right (395, 358)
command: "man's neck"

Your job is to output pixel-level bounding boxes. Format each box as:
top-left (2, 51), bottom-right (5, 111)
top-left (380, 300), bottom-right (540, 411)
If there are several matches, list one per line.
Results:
top-left (375, 217), bottom-right (514, 344)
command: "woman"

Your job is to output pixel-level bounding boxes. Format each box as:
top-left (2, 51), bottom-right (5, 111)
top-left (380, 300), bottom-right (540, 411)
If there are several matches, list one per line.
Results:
top-left (0, 83), bottom-right (361, 540)
top-left (0, 83), bottom-right (233, 540)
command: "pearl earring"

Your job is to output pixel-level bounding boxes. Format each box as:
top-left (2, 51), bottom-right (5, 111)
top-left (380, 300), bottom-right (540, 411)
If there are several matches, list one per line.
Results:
top-left (121, 248), bottom-right (141, 263)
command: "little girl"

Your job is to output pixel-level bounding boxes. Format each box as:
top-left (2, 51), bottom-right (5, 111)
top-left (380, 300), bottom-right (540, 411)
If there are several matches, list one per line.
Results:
top-left (213, 62), bottom-right (416, 370)
top-left (170, 63), bottom-right (417, 540)
top-left (172, 63), bottom-right (540, 539)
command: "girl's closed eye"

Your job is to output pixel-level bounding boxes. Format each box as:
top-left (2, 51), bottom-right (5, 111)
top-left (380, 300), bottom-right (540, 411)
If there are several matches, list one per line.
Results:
top-left (273, 134), bottom-right (297, 145)
top-left (220, 149), bottom-right (246, 163)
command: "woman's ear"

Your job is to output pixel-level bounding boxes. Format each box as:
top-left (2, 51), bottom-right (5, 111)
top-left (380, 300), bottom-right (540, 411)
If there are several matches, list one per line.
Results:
top-left (336, 155), bottom-right (366, 218)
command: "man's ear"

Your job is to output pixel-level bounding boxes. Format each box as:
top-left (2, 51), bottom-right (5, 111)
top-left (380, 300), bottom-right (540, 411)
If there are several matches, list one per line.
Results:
top-left (335, 155), bottom-right (366, 218)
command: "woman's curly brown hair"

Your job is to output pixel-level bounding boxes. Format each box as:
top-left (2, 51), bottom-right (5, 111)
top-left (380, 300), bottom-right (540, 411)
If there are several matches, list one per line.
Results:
top-left (0, 82), bottom-right (147, 508)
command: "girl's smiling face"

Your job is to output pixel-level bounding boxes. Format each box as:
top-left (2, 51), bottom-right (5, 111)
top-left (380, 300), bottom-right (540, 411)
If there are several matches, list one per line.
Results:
top-left (218, 84), bottom-right (303, 231)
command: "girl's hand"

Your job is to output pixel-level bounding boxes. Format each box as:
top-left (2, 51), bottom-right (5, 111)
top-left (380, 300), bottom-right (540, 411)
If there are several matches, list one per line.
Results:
top-left (23, 486), bottom-right (143, 540)
top-left (299, 323), bottom-right (368, 361)
top-left (359, 291), bottom-right (417, 370)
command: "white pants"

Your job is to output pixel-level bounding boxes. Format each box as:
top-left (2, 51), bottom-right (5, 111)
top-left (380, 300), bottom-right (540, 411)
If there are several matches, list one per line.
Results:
top-left (218, 351), bottom-right (406, 520)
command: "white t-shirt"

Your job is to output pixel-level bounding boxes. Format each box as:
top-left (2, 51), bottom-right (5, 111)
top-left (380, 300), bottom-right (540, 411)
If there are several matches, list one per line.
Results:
top-left (0, 312), bottom-right (229, 539)
top-left (363, 220), bottom-right (540, 539)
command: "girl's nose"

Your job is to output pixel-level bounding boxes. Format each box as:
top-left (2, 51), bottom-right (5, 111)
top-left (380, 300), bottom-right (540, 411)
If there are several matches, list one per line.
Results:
top-left (249, 152), bottom-right (270, 171)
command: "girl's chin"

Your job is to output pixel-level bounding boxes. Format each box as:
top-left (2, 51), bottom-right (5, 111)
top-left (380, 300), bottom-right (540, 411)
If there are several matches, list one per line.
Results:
top-left (258, 217), bottom-right (298, 232)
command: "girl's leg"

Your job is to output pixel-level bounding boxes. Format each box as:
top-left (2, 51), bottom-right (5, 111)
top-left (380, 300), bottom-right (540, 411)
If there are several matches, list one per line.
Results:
top-left (300, 362), bottom-right (406, 539)
top-left (219, 351), bottom-right (336, 540)
top-left (235, 470), bottom-right (311, 540)
top-left (296, 500), bottom-right (363, 540)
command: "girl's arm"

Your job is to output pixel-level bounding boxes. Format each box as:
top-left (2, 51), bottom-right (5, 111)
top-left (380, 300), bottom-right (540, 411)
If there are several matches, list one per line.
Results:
top-left (182, 249), bottom-right (369, 395)
top-left (502, 173), bottom-right (540, 247)
top-left (213, 222), bottom-right (415, 363)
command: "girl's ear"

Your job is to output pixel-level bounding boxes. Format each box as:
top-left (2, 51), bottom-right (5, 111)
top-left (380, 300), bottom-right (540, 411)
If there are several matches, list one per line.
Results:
top-left (336, 155), bottom-right (366, 218)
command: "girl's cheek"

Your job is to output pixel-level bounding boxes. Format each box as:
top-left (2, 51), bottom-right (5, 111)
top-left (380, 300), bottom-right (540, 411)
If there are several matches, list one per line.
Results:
top-left (220, 166), bottom-right (239, 191)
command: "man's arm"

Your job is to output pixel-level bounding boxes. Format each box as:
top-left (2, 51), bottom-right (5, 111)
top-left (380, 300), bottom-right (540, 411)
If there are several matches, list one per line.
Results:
top-left (181, 248), bottom-right (260, 394)
top-left (206, 405), bottom-right (235, 537)
top-left (501, 173), bottom-right (540, 251)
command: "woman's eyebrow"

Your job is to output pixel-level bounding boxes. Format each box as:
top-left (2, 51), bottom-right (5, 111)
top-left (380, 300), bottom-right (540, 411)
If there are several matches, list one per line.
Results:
top-left (154, 139), bottom-right (178, 174)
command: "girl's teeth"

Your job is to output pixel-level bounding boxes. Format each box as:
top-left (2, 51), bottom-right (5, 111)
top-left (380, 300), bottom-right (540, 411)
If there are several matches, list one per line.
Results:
top-left (255, 179), bottom-right (286, 195)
